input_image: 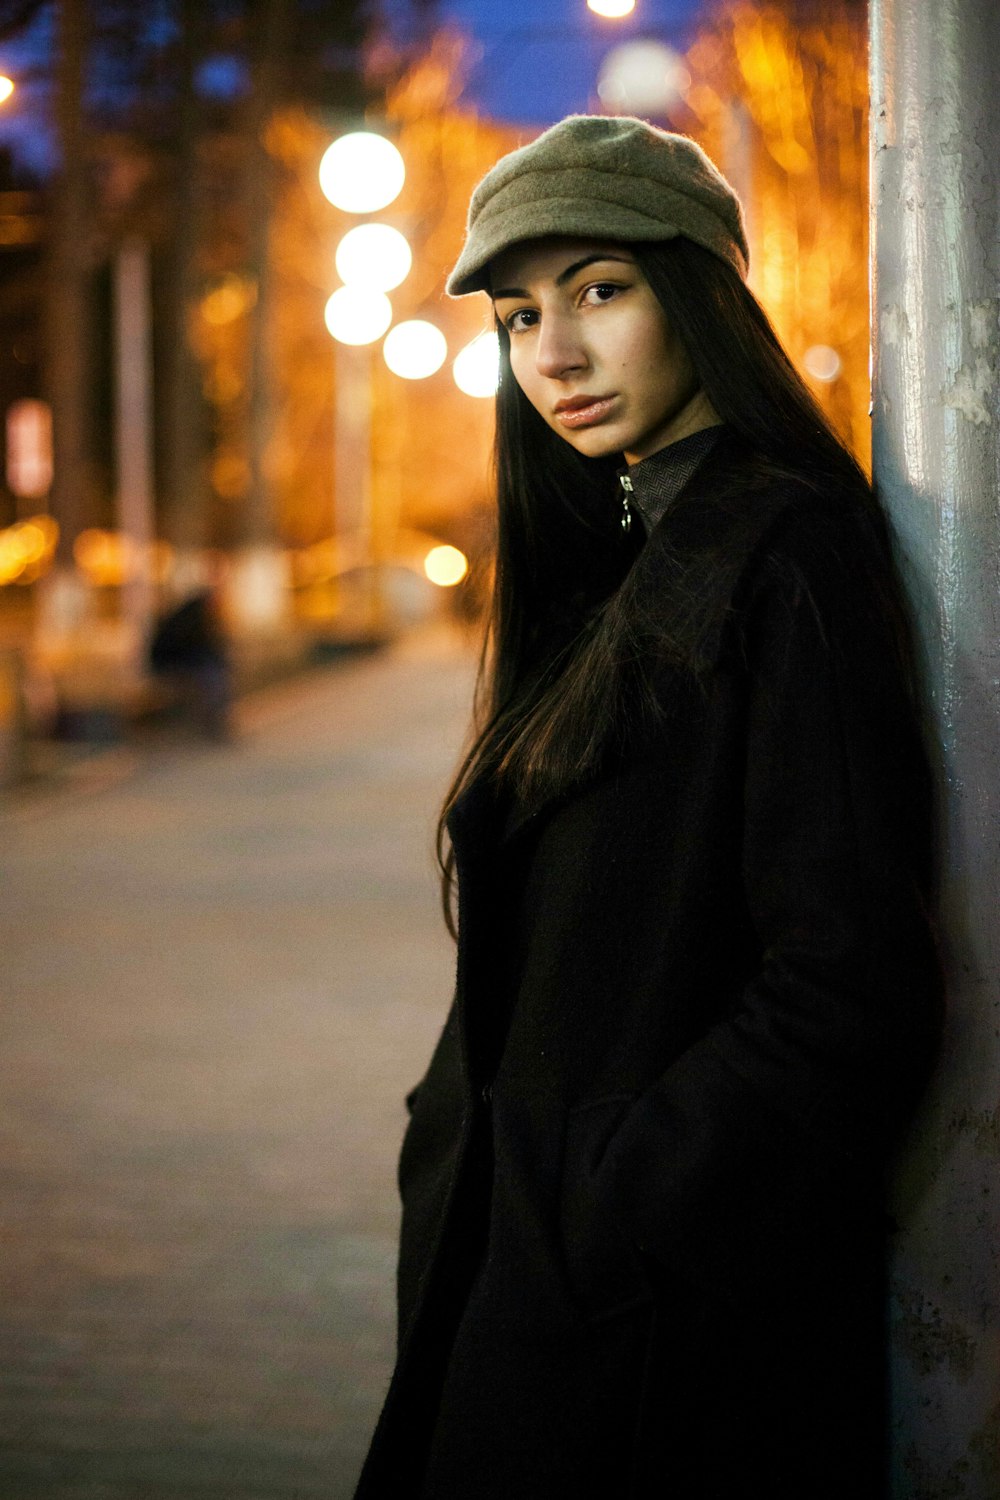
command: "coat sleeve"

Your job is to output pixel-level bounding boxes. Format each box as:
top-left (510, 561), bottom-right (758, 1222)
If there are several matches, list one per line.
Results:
top-left (603, 497), bottom-right (942, 1300)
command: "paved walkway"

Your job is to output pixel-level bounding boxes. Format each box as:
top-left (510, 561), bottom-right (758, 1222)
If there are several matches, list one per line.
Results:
top-left (0, 628), bottom-right (476, 1499)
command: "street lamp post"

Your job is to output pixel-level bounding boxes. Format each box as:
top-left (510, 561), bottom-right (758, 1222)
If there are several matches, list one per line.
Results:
top-left (319, 130), bottom-right (407, 637)
top-left (318, 125), bottom-right (501, 634)
top-left (113, 239), bottom-right (156, 683)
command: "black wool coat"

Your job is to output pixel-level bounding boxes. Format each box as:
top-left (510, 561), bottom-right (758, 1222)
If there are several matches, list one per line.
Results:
top-left (354, 441), bottom-right (941, 1500)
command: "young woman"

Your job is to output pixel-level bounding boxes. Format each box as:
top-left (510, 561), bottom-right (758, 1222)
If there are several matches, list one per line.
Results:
top-left (355, 115), bottom-right (940, 1500)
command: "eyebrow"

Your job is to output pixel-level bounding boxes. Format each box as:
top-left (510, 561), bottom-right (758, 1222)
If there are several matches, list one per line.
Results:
top-left (491, 252), bottom-right (635, 302)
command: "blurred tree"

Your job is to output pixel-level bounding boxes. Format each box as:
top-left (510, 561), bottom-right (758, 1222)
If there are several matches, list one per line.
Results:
top-left (0, 148), bottom-right (45, 533)
top-left (241, 0), bottom-right (292, 555)
top-left (47, 0), bottom-right (92, 571)
top-left (158, 0), bottom-right (208, 555)
top-left (0, 1), bottom-right (44, 42)
top-left (681, 0), bottom-right (870, 464)
top-left (0, 0), bottom-right (372, 570)
top-left (261, 33), bottom-right (517, 567)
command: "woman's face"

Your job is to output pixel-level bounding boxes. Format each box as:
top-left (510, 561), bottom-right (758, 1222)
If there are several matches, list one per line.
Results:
top-left (490, 237), bottom-right (718, 464)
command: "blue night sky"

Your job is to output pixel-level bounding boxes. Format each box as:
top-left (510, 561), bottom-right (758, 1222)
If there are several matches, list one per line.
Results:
top-left (0, 0), bottom-right (704, 177)
top-left (0, 6), bottom-right (52, 177)
top-left (411, 0), bottom-right (703, 126)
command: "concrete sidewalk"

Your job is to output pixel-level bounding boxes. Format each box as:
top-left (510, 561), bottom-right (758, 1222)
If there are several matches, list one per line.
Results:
top-left (0, 627), bottom-right (476, 1499)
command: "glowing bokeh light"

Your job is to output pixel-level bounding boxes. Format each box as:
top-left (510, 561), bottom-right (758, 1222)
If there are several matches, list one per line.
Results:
top-left (202, 275), bottom-right (254, 326)
top-left (335, 223), bottom-right (412, 293)
top-left (803, 344), bottom-right (842, 382)
top-left (0, 514), bottom-right (58, 586)
top-left (73, 529), bottom-right (134, 587)
top-left (588, 0), bottom-right (635, 17)
top-left (13, 520), bottom-right (46, 565)
top-left (211, 451), bottom-right (250, 499)
top-left (0, 534), bottom-right (24, 584)
top-left (597, 41), bottom-right (690, 116)
top-left (0, 77), bottom-right (14, 105)
top-left (424, 545), bottom-right (469, 587)
top-left (453, 332), bottom-right (500, 398)
top-left (319, 132), bottom-right (405, 214)
top-left (383, 320), bottom-right (448, 380)
top-left (6, 398), bottom-right (53, 498)
top-left (324, 286), bottom-right (393, 346)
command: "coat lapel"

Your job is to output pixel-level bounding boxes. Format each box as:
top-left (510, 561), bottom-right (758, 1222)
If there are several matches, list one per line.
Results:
top-left (498, 782), bottom-right (576, 849)
top-left (447, 770), bottom-right (573, 871)
top-left (446, 775), bottom-right (502, 881)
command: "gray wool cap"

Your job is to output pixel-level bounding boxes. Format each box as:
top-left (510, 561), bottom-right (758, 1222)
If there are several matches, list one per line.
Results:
top-left (446, 114), bottom-right (749, 297)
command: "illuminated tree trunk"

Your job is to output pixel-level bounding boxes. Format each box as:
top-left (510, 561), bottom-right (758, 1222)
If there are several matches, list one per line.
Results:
top-left (45, 0), bottom-right (92, 573)
top-left (113, 240), bottom-right (155, 669)
top-left (160, 0), bottom-right (207, 555)
top-left (871, 1), bottom-right (1000, 1494)
top-left (229, 0), bottom-right (291, 633)
top-left (245, 0), bottom-right (291, 547)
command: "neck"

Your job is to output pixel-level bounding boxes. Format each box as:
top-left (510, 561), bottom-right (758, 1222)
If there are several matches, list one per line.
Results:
top-left (624, 390), bottom-right (721, 466)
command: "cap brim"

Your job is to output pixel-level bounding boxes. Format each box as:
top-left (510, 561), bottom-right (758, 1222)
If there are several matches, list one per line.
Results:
top-left (446, 201), bottom-right (683, 297)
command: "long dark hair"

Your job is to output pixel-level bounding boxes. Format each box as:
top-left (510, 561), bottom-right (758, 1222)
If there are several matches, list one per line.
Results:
top-left (436, 236), bottom-right (891, 931)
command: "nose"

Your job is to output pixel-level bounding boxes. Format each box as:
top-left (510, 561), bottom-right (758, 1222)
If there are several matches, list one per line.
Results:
top-left (535, 312), bottom-right (588, 380)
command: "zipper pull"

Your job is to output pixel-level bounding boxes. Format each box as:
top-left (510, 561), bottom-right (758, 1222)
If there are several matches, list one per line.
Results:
top-left (619, 472), bottom-right (634, 534)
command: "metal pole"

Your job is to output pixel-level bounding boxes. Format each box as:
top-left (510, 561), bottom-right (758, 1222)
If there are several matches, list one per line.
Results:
top-left (114, 239), bottom-right (156, 674)
top-left (871, 2), bottom-right (1000, 1495)
top-left (333, 340), bottom-right (372, 547)
top-left (332, 339), bottom-right (380, 633)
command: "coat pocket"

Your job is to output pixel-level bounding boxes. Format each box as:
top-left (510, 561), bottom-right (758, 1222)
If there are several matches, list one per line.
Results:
top-left (559, 1095), bottom-right (653, 1324)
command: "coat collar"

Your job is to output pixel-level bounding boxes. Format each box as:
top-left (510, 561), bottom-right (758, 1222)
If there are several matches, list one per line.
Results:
top-left (624, 423), bottom-right (725, 535)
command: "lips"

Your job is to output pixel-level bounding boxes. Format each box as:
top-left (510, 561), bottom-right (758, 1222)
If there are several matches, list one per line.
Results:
top-left (553, 394), bottom-right (616, 430)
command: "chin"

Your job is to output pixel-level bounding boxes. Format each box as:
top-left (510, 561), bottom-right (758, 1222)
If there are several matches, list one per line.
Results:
top-left (555, 427), bottom-right (628, 462)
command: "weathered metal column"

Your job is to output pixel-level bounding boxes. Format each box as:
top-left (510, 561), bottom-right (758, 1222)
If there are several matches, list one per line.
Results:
top-left (871, 2), bottom-right (1000, 1496)
top-left (114, 240), bottom-right (156, 675)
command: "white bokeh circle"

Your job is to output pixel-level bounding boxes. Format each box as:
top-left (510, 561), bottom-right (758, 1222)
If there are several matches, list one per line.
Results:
top-left (453, 332), bottom-right (500, 398)
top-left (319, 132), bottom-right (405, 214)
top-left (335, 224), bottom-right (412, 293)
top-left (383, 320), bottom-right (448, 380)
top-left (324, 286), bottom-right (393, 346)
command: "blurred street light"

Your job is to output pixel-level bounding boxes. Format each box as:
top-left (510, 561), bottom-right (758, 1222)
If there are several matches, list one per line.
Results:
top-left (803, 344), bottom-right (842, 382)
top-left (0, 515), bottom-right (57, 585)
top-left (319, 131), bottom-right (405, 213)
top-left (588, 0), bottom-right (636, 16)
top-left (336, 222), bottom-right (412, 292)
top-left (324, 286), bottom-right (393, 346)
top-left (0, 76), bottom-right (14, 105)
top-left (424, 544), bottom-right (469, 587)
top-left (597, 40), bottom-right (690, 115)
top-left (383, 320), bottom-right (448, 380)
top-left (453, 332), bottom-right (500, 398)
top-left (201, 274), bottom-right (255, 326)
top-left (73, 528), bottom-right (135, 588)
top-left (6, 399), bottom-right (53, 503)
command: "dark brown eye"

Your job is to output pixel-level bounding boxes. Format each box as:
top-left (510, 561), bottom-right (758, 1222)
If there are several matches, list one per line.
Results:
top-left (583, 282), bottom-right (623, 306)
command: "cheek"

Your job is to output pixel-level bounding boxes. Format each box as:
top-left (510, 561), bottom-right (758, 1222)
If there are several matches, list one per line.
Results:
top-left (608, 322), bottom-right (659, 379)
top-left (637, 328), bottom-right (692, 402)
top-left (508, 351), bottom-right (545, 413)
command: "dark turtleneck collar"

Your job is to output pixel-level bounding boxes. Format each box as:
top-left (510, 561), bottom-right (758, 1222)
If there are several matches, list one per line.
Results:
top-left (624, 424), bottom-right (726, 535)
